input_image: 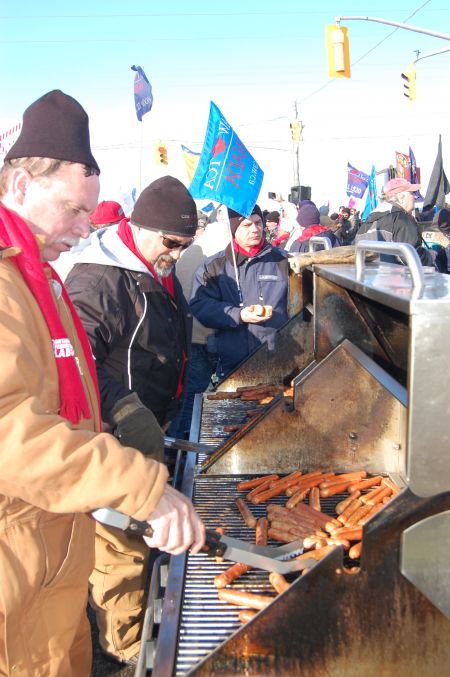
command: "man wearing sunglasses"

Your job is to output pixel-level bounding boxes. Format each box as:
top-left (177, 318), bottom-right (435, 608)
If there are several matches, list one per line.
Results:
top-left (65, 175), bottom-right (197, 665)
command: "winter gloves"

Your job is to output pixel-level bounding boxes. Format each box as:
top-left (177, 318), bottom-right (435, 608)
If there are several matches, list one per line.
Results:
top-left (111, 392), bottom-right (164, 462)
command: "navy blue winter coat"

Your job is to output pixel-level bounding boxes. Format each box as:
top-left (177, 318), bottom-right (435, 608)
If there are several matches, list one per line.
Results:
top-left (190, 242), bottom-right (289, 376)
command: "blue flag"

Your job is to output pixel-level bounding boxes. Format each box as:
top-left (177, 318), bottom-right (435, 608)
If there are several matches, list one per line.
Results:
top-left (131, 65), bottom-right (153, 121)
top-left (361, 165), bottom-right (378, 221)
top-left (346, 163), bottom-right (370, 200)
top-left (189, 102), bottom-right (264, 218)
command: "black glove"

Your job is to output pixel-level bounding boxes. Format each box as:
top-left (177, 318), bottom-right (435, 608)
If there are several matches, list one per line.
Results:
top-left (110, 393), bottom-right (164, 462)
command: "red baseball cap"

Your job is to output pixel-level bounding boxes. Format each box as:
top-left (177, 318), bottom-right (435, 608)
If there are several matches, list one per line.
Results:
top-left (90, 200), bottom-right (124, 225)
top-left (383, 178), bottom-right (421, 196)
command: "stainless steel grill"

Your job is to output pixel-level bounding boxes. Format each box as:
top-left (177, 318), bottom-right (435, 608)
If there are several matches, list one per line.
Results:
top-left (148, 245), bottom-right (450, 677)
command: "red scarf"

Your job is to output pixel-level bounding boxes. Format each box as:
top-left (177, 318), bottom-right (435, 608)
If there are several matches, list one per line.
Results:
top-left (118, 219), bottom-right (175, 298)
top-left (0, 204), bottom-right (99, 425)
top-left (232, 236), bottom-right (265, 258)
top-left (297, 224), bottom-right (328, 242)
top-left (118, 219), bottom-right (186, 398)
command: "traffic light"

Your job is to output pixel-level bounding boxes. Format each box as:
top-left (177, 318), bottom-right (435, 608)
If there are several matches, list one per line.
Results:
top-left (155, 142), bottom-right (168, 165)
top-left (401, 64), bottom-right (416, 102)
top-left (290, 120), bottom-right (302, 142)
top-left (325, 25), bottom-right (351, 78)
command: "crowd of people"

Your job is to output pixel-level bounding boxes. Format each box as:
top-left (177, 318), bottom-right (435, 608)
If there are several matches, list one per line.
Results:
top-left (0, 89), bottom-right (449, 675)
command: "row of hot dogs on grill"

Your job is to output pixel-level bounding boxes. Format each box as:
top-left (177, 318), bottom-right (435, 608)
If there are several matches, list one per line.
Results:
top-left (212, 468), bottom-right (401, 624)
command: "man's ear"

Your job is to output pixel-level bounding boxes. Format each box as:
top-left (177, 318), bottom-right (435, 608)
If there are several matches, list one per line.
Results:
top-left (10, 168), bottom-right (31, 205)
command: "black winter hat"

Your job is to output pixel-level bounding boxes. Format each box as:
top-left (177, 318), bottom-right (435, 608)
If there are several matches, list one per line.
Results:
top-left (5, 90), bottom-right (100, 173)
top-left (228, 204), bottom-right (264, 235)
top-left (130, 176), bottom-right (198, 237)
top-left (266, 211), bottom-right (280, 223)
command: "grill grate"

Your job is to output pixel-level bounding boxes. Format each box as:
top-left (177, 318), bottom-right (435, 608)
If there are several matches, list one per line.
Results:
top-left (172, 396), bottom-right (372, 675)
top-left (174, 473), bottom-right (359, 676)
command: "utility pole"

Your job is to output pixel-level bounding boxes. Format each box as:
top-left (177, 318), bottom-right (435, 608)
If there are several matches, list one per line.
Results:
top-left (292, 100), bottom-right (300, 188)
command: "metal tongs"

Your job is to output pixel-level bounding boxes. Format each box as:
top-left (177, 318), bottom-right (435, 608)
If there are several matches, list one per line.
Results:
top-left (92, 508), bottom-right (317, 574)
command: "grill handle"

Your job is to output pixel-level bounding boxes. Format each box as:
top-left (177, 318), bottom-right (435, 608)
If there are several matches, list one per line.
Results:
top-left (308, 236), bottom-right (332, 252)
top-left (355, 240), bottom-right (425, 295)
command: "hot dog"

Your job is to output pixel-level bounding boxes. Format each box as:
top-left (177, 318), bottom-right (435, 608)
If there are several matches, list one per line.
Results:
top-left (223, 424), bottom-right (241, 433)
top-left (246, 479), bottom-right (272, 501)
top-left (239, 609), bottom-right (257, 623)
top-left (267, 527), bottom-right (297, 543)
top-left (349, 541), bottom-right (362, 560)
top-left (214, 562), bottom-right (251, 589)
top-left (381, 477), bottom-right (401, 494)
top-left (347, 476), bottom-right (383, 493)
top-left (217, 588), bottom-right (275, 610)
top-left (269, 572), bottom-right (290, 594)
top-left (346, 502), bottom-right (373, 526)
top-left (332, 526), bottom-right (363, 541)
top-left (337, 497), bottom-right (362, 524)
top-left (237, 474), bottom-right (279, 491)
top-left (366, 486), bottom-right (392, 506)
top-left (319, 471), bottom-right (367, 489)
top-left (336, 491), bottom-right (361, 514)
top-left (320, 481), bottom-right (355, 497)
top-left (235, 498), bottom-right (257, 529)
top-left (309, 486), bottom-right (321, 511)
top-left (285, 488), bottom-right (309, 509)
top-left (294, 545), bottom-right (336, 561)
top-left (255, 517), bottom-right (268, 546)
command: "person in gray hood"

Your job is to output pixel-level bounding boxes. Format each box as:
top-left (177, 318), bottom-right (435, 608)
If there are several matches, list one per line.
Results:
top-left (64, 175), bottom-right (196, 665)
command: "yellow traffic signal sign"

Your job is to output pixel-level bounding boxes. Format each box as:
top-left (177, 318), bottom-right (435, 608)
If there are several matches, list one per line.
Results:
top-left (290, 120), bottom-right (302, 142)
top-left (156, 142), bottom-right (168, 165)
top-left (325, 25), bottom-right (351, 78)
top-left (401, 64), bottom-right (416, 102)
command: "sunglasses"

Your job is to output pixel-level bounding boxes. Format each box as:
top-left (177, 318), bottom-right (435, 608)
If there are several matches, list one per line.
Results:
top-left (161, 234), bottom-right (192, 250)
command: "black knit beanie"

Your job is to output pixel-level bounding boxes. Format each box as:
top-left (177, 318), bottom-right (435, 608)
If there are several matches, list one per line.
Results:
top-left (130, 176), bottom-right (198, 237)
top-left (5, 90), bottom-right (100, 173)
top-left (228, 204), bottom-right (264, 235)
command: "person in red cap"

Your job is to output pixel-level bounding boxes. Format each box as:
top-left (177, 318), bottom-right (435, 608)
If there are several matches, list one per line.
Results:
top-left (90, 200), bottom-right (125, 230)
top-left (355, 177), bottom-right (434, 265)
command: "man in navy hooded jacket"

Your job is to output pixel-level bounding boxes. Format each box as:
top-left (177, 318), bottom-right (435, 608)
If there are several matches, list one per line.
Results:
top-left (190, 204), bottom-right (290, 378)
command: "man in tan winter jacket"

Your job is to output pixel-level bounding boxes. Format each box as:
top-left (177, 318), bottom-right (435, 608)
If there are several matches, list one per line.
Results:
top-left (0, 90), bottom-right (204, 677)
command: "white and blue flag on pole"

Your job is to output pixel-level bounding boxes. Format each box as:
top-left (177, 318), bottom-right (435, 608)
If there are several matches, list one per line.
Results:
top-left (131, 65), bottom-right (153, 121)
top-left (361, 165), bottom-right (378, 221)
top-left (189, 102), bottom-right (263, 218)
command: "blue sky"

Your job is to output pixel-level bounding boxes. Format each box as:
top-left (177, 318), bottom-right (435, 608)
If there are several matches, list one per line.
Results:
top-left (1, 1), bottom-right (450, 209)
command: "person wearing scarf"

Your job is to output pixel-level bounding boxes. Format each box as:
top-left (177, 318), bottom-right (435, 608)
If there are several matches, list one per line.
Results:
top-left (190, 203), bottom-right (291, 378)
top-left (0, 91), bottom-right (204, 676)
top-left (64, 175), bottom-right (197, 665)
top-left (289, 201), bottom-right (339, 254)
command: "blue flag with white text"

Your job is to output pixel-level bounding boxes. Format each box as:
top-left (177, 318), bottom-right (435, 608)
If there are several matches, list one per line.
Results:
top-left (189, 102), bottom-right (264, 218)
top-left (131, 65), bottom-right (153, 121)
top-left (347, 163), bottom-right (370, 200)
top-left (361, 165), bottom-right (378, 221)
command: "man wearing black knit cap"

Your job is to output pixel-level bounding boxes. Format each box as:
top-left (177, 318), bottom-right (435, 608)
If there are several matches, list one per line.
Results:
top-left (0, 91), bottom-right (204, 675)
top-left (190, 203), bottom-right (290, 377)
top-left (65, 175), bottom-right (196, 664)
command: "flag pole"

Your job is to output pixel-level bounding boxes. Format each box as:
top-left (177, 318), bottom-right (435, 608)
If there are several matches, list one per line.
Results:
top-left (225, 208), bottom-right (244, 307)
top-left (139, 122), bottom-right (143, 193)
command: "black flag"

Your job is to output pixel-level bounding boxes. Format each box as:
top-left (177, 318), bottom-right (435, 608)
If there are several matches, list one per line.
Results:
top-left (423, 135), bottom-right (450, 211)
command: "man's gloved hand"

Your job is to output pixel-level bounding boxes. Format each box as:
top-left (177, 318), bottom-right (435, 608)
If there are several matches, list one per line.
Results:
top-left (110, 392), bottom-right (164, 462)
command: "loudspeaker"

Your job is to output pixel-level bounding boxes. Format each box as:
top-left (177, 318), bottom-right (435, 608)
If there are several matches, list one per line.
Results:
top-left (299, 185), bottom-right (311, 201)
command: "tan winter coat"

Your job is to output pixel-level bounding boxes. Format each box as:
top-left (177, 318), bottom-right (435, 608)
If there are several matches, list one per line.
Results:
top-left (0, 244), bottom-right (168, 676)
